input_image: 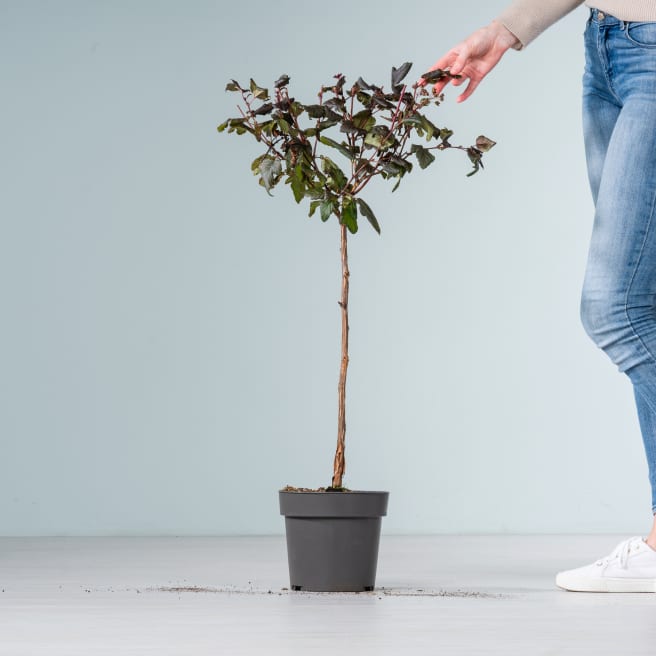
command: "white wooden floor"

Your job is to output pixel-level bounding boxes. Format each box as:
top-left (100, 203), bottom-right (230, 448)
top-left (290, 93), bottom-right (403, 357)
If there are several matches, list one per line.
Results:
top-left (1, 535), bottom-right (655, 655)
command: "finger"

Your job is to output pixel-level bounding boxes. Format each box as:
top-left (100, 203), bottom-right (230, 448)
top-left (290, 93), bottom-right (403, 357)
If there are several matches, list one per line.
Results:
top-left (456, 77), bottom-right (481, 103)
top-left (417, 52), bottom-right (457, 87)
top-left (449, 45), bottom-right (471, 76)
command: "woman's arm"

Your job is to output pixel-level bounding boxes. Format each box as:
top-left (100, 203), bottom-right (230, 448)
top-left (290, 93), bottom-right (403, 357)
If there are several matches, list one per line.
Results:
top-left (420, 0), bottom-right (585, 102)
top-left (498, 0), bottom-right (585, 49)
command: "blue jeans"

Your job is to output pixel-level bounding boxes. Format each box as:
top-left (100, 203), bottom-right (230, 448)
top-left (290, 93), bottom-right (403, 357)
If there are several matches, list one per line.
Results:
top-left (581, 8), bottom-right (656, 516)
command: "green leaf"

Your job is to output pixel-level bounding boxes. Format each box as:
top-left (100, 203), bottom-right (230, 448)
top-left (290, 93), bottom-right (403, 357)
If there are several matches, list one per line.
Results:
top-left (316, 119), bottom-right (339, 132)
top-left (341, 197), bottom-right (358, 234)
top-left (411, 144), bottom-right (436, 169)
top-left (249, 78), bottom-right (269, 100)
top-left (217, 118), bottom-right (252, 135)
top-left (308, 200), bottom-right (321, 217)
top-left (466, 147), bottom-right (483, 177)
top-left (320, 200), bottom-right (334, 222)
top-left (319, 135), bottom-right (355, 161)
top-left (356, 198), bottom-right (381, 235)
top-left (364, 126), bottom-right (395, 150)
top-left (225, 80), bottom-right (241, 92)
top-left (321, 156), bottom-right (348, 191)
top-left (351, 109), bottom-right (375, 132)
top-left (251, 154), bottom-right (266, 173)
top-left (291, 164), bottom-right (304, 203)
top-left (420, 116), bottom-right (440, 141)
top-left (356, 91), bottom-right (372, 107)
top-left (440, 128), bottom-right (454, 142)
top-left (391, 62), bottom-right (412, 89)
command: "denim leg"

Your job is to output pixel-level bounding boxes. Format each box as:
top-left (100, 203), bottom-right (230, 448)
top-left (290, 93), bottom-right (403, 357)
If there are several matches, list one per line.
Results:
top-left (633, 387), bottom-right (656, 515)
top-left (580, 15), bottom-right (656, 515)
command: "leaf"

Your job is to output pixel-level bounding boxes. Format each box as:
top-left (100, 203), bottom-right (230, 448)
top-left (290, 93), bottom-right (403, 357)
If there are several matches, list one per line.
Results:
top-left (340, 120), bottom-right (364, 136)
top-left (225, 80), bottom-right (241, 92)
top-left (320, 135), bottom-right (355, 161)
top-left (305, 104), bottom-right (326, 119)
top-left (351, 109), bottom-right (375, 132)
top-left (354, 158), bottom-right (375, 177)
top-left (324, 108), bottom-right (343, 122)
top-left (341, 197), bottom-right (358, 234)
top-left (320, 200), bottom-right (333, 222)
top-left (292, 164), bottom-right (305, 203)
top-left (257, 157), bottom-right (282, 195)
top-left (389, 154), bottom-right (412, 173)
top-left (324, 98), bottom-right (345, 113)
top-left (274, 74), bottom-right (290, 89)
top-left (421, 116), bottom-right (440, 141)
top-left (316, 119), bottom-right (339, 132)
top-left (381, 161), bottom-right (404, 176)
top-left (371, 95), bottom-right (395, 110)
top-left (391, 62), bottom-right (412, 89)
top-left (466, 147), bottom-right (483, 177)
top-left (440, 128), bottom-right (454, 144)
top-left (355, 76), bottom-right (374, 91)
top-left (402, 115), bottom-right (423, 130)
top-left (251, 154), bottom-right (266, 173)
top-left (356, 91), bottom-right (372, 106)
top-left (420, 68), bottom-right (462, 83)
top-left (308, 200), bottom-right (321, 217)
top-left (356, 198), bottom-right (381, 235)
top-left (364, 126), bottom-right (395, 150)
top-left (475, 135), bottom-right (496, 152)
top-left (276, 117), bottom-right (290, 134)
top-left (321, 156), bottom-right (348, 191)
top-left (320, 200), bottom-right (334, 222)
top-left (217, 118), bottom-right (252, 135)
top-left (411, 144), bottom-right (436, 169)
top-left (252, 102), bottom-right (273, 116)
top-left (249, 78), bottom-right (269, 100)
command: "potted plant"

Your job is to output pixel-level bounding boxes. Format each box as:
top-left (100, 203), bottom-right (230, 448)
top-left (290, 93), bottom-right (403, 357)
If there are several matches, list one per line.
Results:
top-left (218, 63), bottom-right (495, 592)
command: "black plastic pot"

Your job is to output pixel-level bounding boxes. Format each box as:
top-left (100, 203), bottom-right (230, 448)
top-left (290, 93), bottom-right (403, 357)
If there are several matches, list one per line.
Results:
top-left (278, 489), bottom-right (389, 592)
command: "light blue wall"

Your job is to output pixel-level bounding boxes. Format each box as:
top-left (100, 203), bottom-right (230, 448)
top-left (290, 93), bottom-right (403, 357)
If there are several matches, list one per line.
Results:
top-left (1, 1), bottom-right (648, 535)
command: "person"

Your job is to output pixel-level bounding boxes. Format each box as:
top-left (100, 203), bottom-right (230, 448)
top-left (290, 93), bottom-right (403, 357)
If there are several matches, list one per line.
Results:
top-left (421, 0), bottom-right (656, 593)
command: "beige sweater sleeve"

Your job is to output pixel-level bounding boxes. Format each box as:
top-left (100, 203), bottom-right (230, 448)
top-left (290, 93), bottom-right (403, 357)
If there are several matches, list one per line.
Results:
top-left (497, 0), bottom-right (585, 49)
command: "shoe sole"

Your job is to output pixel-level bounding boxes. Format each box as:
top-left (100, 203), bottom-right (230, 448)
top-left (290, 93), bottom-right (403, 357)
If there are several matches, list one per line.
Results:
top-left (556, 572), bottom-right (656, 592)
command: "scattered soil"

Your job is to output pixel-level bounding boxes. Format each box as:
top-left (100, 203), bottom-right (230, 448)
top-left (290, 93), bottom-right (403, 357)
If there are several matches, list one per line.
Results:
top-left (280, 485), bottom-right (352, 493)
top-left (150, 585), bottom-right (509, 599)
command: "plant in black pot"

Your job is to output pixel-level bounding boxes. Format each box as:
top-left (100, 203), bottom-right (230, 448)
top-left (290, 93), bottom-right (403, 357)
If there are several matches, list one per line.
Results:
top-left (218, 63), bottom-right (495, 592)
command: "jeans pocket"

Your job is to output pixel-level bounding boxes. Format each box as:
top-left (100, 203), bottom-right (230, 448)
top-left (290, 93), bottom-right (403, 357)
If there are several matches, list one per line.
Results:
top-left (624, 21), bottom-right (656, 48)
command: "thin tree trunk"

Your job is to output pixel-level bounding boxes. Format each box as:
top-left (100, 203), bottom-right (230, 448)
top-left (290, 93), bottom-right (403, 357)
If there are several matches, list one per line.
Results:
top-left (332, 223), bottom-right (349, 488)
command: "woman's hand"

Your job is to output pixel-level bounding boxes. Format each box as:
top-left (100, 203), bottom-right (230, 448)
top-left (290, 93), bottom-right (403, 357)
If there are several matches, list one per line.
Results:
top-left (420, 20), bottom-right (520, 102)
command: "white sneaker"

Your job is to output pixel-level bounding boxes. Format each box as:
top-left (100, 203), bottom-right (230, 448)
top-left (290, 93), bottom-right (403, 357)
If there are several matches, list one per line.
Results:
top-left (555, 536), bottom-right (656, 592)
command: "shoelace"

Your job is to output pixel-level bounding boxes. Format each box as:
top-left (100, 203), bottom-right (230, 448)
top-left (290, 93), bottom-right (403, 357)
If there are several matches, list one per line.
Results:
top-left (594, 535), bottom-right (644, 570)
